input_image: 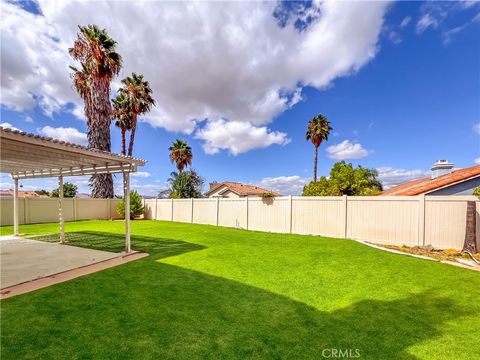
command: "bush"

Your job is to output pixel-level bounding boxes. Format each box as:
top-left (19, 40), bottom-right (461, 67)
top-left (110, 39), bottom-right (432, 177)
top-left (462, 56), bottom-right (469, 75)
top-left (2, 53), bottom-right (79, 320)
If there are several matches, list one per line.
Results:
top-left (473, 186), bottom-right (480, 196)
top-left (117, 190), bottom-right (144, 219)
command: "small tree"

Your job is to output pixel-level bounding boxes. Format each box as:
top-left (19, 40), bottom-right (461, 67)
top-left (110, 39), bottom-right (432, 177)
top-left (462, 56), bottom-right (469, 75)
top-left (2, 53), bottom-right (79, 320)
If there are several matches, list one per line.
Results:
top-left (35, 189), bottom-right (50, 197)
top-left (473, 186), bottom-right (480, 196)
top-left (51, 182), bottom-right (78, 198)
top-left (117, 190), bottom-right (144, 219)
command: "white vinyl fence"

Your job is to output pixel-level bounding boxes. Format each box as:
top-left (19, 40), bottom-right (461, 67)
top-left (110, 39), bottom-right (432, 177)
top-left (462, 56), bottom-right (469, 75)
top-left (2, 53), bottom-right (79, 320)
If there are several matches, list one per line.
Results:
top-left (144, 196), bottom-right (480, 250)
top-left (0, 198), bottom-right (122, 226)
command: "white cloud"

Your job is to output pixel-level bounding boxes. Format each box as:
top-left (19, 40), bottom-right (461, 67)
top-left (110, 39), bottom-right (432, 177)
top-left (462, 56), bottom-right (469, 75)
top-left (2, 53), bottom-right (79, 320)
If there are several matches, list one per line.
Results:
top-left (400, 16), bottom-right (412, 28)
top-left (253, 175), bottom-right (309, 196)
top-left (376, 166), bottom-right (427, 189)
top-left (388, 31), bottom-right (402, 45)
top-left (1, 1), bottom-right (390, 154)
top-left (24, 115), bottom-right (33, 123)
top-left (474, 122), bottom-right (480, 135)
top-left (0, 122), bottom-right (21, 131)
top-left (131, 171), bottom-right (150, 178)
top-left (195, 119), bottom-right (290, 155)
top-left (416, 14), bottom-right (439, 33)
top-left (475, 157), bottom-right (480, 164)
top-left (326, 140), bottom-right (369, 160)
top-left (37, 126), bottom-right (87, 145)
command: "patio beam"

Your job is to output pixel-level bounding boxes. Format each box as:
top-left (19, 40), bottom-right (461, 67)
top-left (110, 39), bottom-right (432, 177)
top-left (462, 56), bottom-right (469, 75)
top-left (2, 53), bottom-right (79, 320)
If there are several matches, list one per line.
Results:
top-left (59, 176), bottom-right (65, 243)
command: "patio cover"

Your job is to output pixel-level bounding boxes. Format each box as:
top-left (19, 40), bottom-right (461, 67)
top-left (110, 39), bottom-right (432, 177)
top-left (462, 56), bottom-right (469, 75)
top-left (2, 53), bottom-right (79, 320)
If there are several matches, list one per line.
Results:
top-left (0, 126), bottom-right (146, 252)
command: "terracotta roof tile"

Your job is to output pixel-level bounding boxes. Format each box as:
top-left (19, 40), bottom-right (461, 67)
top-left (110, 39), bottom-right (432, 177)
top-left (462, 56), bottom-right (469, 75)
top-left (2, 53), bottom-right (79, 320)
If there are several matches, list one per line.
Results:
top-left (381, 165), bottom-right (480, 196)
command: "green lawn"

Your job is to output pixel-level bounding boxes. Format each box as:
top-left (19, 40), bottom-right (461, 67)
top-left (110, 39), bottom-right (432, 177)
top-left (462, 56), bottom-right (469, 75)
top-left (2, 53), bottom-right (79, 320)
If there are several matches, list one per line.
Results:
top-left (1, 220), bottom-right (479, 359)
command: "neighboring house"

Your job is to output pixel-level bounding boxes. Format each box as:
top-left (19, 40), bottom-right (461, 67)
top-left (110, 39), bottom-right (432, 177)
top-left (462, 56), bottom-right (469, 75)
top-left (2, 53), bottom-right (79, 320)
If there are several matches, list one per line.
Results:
top-left (381, 160), bottom-right (480, 196)
top-left (0, 189), bottom-right (49, 198)
top-left (205, 182), bottom-right (280, 198)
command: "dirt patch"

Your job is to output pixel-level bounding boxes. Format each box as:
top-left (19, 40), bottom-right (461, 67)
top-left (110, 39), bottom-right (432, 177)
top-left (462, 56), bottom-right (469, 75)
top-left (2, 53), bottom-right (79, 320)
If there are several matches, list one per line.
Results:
top-left (379, 244), bottom-right (480, 263)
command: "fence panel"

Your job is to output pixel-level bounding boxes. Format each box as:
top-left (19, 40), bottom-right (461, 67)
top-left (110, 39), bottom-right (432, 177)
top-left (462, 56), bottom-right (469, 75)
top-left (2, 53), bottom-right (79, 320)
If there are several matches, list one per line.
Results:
top-left (192, 199), bottom-right (217, 225)
top-left (247, 197), bottom-right (289, 233)
top-left (218, 198), bottom-right (246, 228)
top-left (292, 196), bottom-right (344, 237)
top-left (173, 199), bottom-right (192, 223)
top-left (347, 197), bottom-right (420, 247)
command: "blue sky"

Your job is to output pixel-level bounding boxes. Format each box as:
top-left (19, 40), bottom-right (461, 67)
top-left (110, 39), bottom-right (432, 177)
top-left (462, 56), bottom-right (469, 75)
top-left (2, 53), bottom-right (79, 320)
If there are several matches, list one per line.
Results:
top-left (1, 0), bottom-right (479, 195)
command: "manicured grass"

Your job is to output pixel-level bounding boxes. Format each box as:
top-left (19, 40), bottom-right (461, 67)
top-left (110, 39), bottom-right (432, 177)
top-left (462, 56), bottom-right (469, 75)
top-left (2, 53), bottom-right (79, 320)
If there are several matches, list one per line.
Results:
top-left (1, 220), bottom-right (479, 359)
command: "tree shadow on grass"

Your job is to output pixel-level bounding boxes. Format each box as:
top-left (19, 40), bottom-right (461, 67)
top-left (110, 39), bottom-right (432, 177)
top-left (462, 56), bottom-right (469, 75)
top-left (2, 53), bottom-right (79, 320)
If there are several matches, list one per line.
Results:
top-left (27, 231), bottom-right (206, 260)
top-left (1, 254), bottom-right (465, 359)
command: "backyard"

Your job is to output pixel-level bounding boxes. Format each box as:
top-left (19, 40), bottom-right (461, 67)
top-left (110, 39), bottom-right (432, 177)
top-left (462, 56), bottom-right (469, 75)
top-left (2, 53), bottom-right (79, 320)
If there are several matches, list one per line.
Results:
top-left (1, 220), bottom-right (479, 359)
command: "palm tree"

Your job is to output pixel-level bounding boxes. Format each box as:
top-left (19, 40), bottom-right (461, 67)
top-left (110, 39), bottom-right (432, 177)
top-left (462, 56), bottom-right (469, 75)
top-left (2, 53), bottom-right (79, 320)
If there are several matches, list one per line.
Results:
top-left (167, 170), bottom-right (204, 198)
top-left (117, 73), bottom-right (155, 157)
top-left (305, 114), bottom-right (332, 182)
top-left (112, 93), bottom-right (133, 155)
top-left (169, 140), bottom-right (193, 173)
top-left (69, 25), bottom-right (122, 198)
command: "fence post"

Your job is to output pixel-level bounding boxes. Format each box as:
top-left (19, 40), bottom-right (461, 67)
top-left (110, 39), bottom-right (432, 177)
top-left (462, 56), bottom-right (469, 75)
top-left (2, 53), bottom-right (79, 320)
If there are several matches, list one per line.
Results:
top-left (191, 198), bottom-right (194, 223)
top-left (342, 195), bottom-right (348, 238)
top-left (154, 198), bottom-right (158, 220)
top-left (171, 198), bottom-right (174, 221)
top-left (418, 194), bottom-right (426, 246)
top-left (246, 196), bottom-right (249, 230)
top-left (216, 197), bottom-right (219, 226)
top-left (24, 197), bottom-right (29, 225)
top-left (288, 195), bottom-right (293, 234)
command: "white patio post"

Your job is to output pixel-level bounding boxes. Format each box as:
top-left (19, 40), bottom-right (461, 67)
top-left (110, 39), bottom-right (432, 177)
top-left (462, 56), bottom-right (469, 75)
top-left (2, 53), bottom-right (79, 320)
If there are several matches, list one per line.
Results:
top-left (58, 175), bottom-right (65, 243)
top-left (13, 178), bottom-right (19, 236)
top-left (124, 172), bottom-right (131, 253)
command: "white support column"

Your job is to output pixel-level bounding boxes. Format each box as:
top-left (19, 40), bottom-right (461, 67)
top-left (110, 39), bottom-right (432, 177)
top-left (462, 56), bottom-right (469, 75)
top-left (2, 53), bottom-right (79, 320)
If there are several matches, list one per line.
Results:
top-left (58, 176), bottom-right (65, 243)
top-left (124, 172), bottom-right (131, 253)
top-left (13, 178), bottom-right (19, 236)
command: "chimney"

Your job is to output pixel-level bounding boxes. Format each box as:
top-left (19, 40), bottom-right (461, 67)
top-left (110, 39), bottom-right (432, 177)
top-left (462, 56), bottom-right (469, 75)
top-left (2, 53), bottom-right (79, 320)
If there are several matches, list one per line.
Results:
top-left (430, 160), bottom-right (454, 179)
top-left (209, 182), bottom-right (219, 190)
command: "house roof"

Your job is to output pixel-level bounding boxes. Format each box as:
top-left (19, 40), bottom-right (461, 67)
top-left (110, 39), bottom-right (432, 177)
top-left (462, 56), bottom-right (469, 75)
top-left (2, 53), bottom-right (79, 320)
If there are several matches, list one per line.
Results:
top-left (381, 164), bottom-right (480, 196)
top-left (205, 182), bottom-right (280, 197)
top-left (0, 126), bottom-right (146, 179)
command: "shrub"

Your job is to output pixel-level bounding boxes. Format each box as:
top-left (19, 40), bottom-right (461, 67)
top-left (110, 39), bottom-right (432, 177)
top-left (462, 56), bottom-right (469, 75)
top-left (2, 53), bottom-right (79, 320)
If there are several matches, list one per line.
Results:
top-left (117, 190), bottom-right (144, 219)
top-left (473, 186), bottom-right (480, 196)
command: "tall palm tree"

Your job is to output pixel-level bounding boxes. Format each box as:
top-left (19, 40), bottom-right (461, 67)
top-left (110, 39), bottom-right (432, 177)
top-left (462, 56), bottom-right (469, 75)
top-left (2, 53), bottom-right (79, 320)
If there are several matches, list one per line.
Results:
top-left (70, 25), bottom-right (122, 198)
top-left (169, 140), bottom-right (193, 173)
top-left (305, 114), bottom-right (332, 182)
top-left (117, 73), bottom-right (155, 157)
top-left (112, 93), bottom-right (133, 155)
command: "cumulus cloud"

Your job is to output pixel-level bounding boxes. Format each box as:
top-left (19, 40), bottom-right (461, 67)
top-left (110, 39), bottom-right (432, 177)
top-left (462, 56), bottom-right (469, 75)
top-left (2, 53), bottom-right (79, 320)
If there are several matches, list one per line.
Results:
top-left (252, 175), bottom-right (309, 196)
top-left (326, 140), bottom-right (369, 160)
top-left (1, 0), bottom-right (390, 154)
top-left (0, 122), bottom-right (21, 131)
top-left (37, 126), bottom-right (87, 145)
top-left (376, 166), bottom-right (427, 189)
top-left (475, 157), bottom-right (480, 164)
top-left (195, 119), bottom-right (290, 155)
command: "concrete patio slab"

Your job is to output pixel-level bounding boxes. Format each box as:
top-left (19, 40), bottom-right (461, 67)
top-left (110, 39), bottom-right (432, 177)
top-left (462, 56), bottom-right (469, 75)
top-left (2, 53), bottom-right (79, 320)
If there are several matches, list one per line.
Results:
top-left (1, 236), bottom-right (120, 289)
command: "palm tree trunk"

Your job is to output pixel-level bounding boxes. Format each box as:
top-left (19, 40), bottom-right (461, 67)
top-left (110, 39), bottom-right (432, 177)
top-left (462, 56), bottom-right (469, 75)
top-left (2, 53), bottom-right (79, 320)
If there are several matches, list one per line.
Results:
top-left (314, 146), bottom-right (318, 182)
top-left (88, 76), bottom-right (114, 198)
top-left (121, 128), bottom-right (126, 155)
top-left (128, 117), bottom-right (137, 157)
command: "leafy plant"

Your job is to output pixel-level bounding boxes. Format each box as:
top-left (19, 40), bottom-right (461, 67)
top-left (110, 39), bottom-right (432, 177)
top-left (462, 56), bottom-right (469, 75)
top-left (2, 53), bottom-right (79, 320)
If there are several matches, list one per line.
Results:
top-left (117, 190), bottom-right (144, 219)
top-left (302, 161), bottom-right (382, 196)
top-left (51, 183), bottom-right (78, 198)
top-left (167, 170), bottom-right (204, 198)
top-left (473, 186), bottom-right (480, 196)
top-left (260, 192), bottom-right (276, 200)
